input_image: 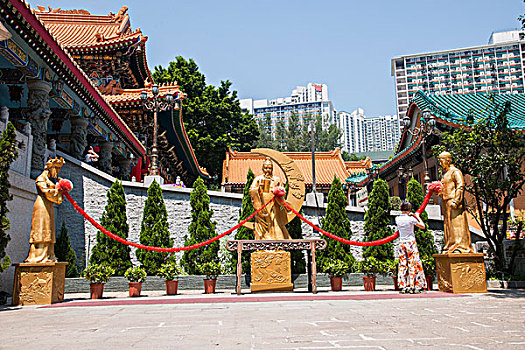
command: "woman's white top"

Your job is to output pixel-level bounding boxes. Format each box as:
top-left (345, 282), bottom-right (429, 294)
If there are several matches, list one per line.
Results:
top-left (395, 214), bottom-right (419, 242)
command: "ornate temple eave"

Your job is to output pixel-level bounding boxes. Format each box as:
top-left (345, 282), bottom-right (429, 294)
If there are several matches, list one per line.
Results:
top-left (3, 0), bottom-right (145, 157)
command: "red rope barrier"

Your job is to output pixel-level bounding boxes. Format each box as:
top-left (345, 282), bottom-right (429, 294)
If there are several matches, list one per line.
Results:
top-left (276, 181), bottom-right (442, 247)
top-left (63, 192), bottom-right (274, 252)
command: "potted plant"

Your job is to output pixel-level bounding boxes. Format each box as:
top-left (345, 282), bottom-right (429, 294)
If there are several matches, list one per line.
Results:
top-left (198, 261), bottom-right (221, 294)
top-left (324, 260), bottom-right (351, 291)
top-left (385, 259), bottom-right (400, 291)
top-left (82, 263), bottom-right (115, 299)
top-left (158, 261), bottom-right (182, 295)
top-left (422, 255), bottom-right (435, 291)
top-left (124, 266), bottom-right (147, 297)
top-left (359, 257), bottom-right (383, 291)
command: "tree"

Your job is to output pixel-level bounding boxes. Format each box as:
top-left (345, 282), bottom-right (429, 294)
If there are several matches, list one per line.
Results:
top-left (0, 122), bottom-right (18, 272)
top-left (316, 177), bottom-right (356, 270)
top-left (153, 57), bottom-right (259, 184)
top-left (432, 97), bottom-right (525, 274)
top-left (137, 180), bottom-right (173, 274)
top-left (316, 114), bottom-right (343, 152)
top-left (287, 212), bottom-right (306, 274)
top-left (286, 112), bottom-right (307, 151)
top-left (229, 169), bottom-right (255, 273)
top-left (181, 177), bottom-right (219, 274)
top-left (90, 179), bottom-right (132, 275)
top-left (56, 221), bottom-right (78, 277)
top-left (406, 177), bottom-right (437, 273)
top-left (342, 152), bottom-right (366, 162)
top-left (255, 114), bottom-right (277, 149)
top-left (363, 178), bottom-right (394, 261)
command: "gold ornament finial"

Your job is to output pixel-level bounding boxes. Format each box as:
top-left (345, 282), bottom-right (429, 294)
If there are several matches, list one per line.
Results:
top-left (44, 157), bottom-right (65, 171)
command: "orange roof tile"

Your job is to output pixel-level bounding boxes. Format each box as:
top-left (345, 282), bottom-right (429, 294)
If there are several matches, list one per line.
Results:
top-left (34, 6), bottom-right (144, 49)
top-left (103, 84), bottom-right (187, 104)
top-left (222, 148), bottom-right (350, 186)
top-left (345, 158), bottom-right (372, 175)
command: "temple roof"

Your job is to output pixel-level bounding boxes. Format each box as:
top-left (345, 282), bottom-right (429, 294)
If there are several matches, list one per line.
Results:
top-left (34, 6), bottom-right (143, 49)
top-left (222, 148), bottom-right (351, 187)
top-left (103, 84), bottom-right (187, 104)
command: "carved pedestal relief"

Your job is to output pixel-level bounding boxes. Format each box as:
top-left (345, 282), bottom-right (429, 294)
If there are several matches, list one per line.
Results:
top-left (251, 251), bottom-right (293, 292)
top-left (12, 262), bottom-right (67, 305)
top-left (26, 80), bottom-right (52, 178)
top-left (434, 253), bottom-right (487, 293)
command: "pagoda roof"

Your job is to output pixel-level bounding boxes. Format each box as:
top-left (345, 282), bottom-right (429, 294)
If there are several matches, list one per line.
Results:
top-left (348, 91), bottom-right (525, 186)
top-left (3, 0), bottom-right (146, 156)
top-left (103, 84), bottom-right (187, 105)
top-left (222, 148), bottom-right (350, 187)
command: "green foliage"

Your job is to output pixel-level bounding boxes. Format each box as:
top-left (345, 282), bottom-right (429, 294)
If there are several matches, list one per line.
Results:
top-left (324, 260), bottom-right (352, 277)
top-left (384, 259), bottom-right (399, 277)
top-left (153, 57), bottom-right (259, 184)
top-left (406, 177), bottom-right (437, 275)
top-left (342, 152), bottom-right (366, 162)
top-left (55, 222), bottom-right (78, 277)
top-left (363, 179), bottom-right (394, 261)
top-left (82, 263), bottom-right (114, 284)
top-left (432, 97), bottom-right (525, 273)
top-left (137, 180), bottom-right (173, 275)
top-left (287, 212), bottom-right (307, 274)
top-left (181, 177), bottom-right (219, 274)
top-left (157, 261), bottom-right (182, 281)
top-left (124, 266), bottom-right (147, 282)
top-left (315, 115), bottom-right (342, 152)
top-left (317, 177), bottom-right (356, 271)
top-left (358, 256), bottom-right (386, 276)
top-left (90, 179), bottom-right (132, 275)
top-left (198, 261), bottom-right (221, 279)
top-left (0, 122), bottom-right (18, 272)
top-left (228, 169), bottom-right (255, 273)
top-left (390, 196), bottom-right (401, 211)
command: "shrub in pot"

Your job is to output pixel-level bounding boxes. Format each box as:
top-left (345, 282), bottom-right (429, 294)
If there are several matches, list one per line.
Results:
top-left (158, 261), bottom-right (182, 295)
top-left (124, 266), bottom-right (147, 297)
top-left (324, 260), bottom-right (352, 291)
top-left (385, 259), bottom-right (400, 291)
top-left (359, 257), bottom-right (384, 291)
top-left (422, 256), bottom-right (435, 291)
top-left (82, 264), bottom-right (115, 299)
top-left (198, 261), bottom-right (221, 294)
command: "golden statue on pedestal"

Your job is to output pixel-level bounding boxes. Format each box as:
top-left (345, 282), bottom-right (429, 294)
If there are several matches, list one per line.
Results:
top-left (25, 157), bottom-right (65, 263)
top-left (250, 158), bottom-right (290, 240)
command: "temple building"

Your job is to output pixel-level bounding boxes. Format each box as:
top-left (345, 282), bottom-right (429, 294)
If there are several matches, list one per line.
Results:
top-left (0, 1), bottom-right (207, 184)
top-left (221, 148), bottom-right (370, 203)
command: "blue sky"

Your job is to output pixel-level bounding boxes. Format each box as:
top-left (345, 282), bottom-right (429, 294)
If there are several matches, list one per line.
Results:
top-left (29, 0), bottom-right (524, 116)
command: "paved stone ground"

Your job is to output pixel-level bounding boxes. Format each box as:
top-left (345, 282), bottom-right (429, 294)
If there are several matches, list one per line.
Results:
top-left (0, 288), bottom-right (523, 350)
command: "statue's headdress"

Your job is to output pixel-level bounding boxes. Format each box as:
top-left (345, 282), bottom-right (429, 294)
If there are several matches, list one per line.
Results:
top-left (438, 152), bottom-right (452, 161)
top-left (45, 157), bottom-right (65, 171)
top-left (263, 157), bottom-right (273, 167)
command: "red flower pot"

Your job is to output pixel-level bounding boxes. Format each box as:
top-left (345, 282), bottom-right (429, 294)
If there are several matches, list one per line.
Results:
top-left (330, 276), bottom-right (343, 291)
top-left (363, 276), bottom-right (376, 291)
top-left (204, 279), bottom-right (217, 294)
top-left (425, 275), bottom-right (434, 291)
top-left (90, 283), bottom-right (104, 299)
top-left (392, 276), bottom-right (400, 291)
top-left (165, 280), bottom-right (179, 295)
top-left (128, 282), bottom-right (142, 297)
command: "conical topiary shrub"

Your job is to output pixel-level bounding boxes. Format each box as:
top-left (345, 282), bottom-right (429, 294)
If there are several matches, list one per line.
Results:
top-left (181, 177), bottom-right (219, 275)
top-left (90, 179), bottom-right (132, 275)
top-left (363, 178), bottom-right (394, 261)
top-left (137, 180), bottom-right (173, 275)
top-left (56, 221), bottom-right (78, 277)
top-left (317, 177), bottom-right (356, 271)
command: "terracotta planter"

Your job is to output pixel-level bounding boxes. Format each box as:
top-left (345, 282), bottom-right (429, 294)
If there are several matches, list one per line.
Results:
top-left (128, 282), bottom-right (142, 297)
top-left (90, 283), bottom-right (104, 299)
top-left (363, 276), bottom-right (376, 291)
top-left (330, 276), bottom-right (343, 291)
top-left (392, 276), bottom-right (400, 291)
top-left (204, 279), bottom-right (217, 294)
top-left (425, 275), bottom-right (434, 291)
top-left (165, 280), bottom-right (179, 295)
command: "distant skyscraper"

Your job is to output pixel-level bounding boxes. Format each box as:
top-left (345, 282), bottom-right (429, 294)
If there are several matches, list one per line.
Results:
top-left (392, 29), bottom-right (525, 118)
top-left (338, 109), bottom-right (401, 154)
top-left (240, 83), bottom-right (336, 133)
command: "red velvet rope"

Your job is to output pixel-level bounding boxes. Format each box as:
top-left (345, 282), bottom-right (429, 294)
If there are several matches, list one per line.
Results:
top-left (63, 192), bottom-right (274, 252)
top-left (276, 181), bottom-right (442, 246)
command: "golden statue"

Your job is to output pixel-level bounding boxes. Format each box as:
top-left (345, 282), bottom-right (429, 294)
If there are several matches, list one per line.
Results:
top-left (25, 157), bottom-right (66, 263)
top-left (249, 158), bottom-right (291, 240)
top-left (438, 152), bottom-right (474, 254)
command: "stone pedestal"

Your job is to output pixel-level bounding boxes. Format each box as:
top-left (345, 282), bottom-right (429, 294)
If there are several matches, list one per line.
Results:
top-left (12, 262), bottom-right (67, 305)
top-left (251, 251), bottom-right (293, 292)
top-left (144, 175), bottom-right (164, 186)
top-left (434, 253), bottom-right (487, 293)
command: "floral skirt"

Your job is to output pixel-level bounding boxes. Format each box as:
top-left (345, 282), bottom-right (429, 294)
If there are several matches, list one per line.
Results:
top-left (397, 240), bottom-right (427, 290)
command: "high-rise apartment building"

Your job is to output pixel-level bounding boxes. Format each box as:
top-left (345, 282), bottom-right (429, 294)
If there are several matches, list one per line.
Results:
top-left (240, 83), bottom-right (336, 133)
top-left (338, 110), bottom-right (401, 154)
top-left (392, 30), bottom-right (525, 117)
